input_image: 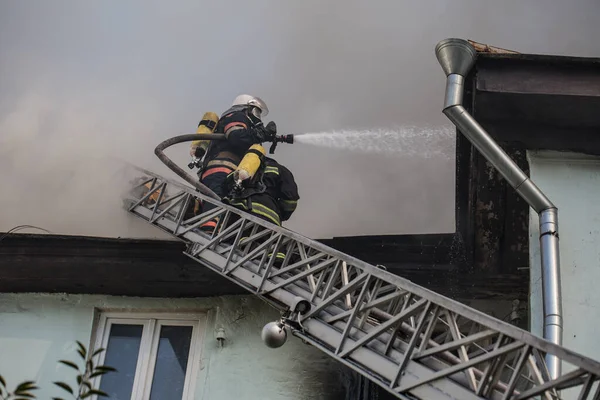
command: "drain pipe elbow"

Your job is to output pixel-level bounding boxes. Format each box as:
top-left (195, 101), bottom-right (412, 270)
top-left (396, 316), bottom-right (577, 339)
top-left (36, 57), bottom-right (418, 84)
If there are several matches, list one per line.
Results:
top-left (435, 38), bottom-right (563, 379)
top-left (442, 103), bottom-right (554, 212)
top-left (443, 74), bottom-right (465, 110)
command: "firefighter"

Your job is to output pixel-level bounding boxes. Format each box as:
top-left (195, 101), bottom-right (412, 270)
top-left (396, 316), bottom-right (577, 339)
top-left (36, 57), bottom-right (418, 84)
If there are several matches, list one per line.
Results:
top-left (193, 94), bottom-right (272, 232)
top-left (221, 147), bottom-right (300, 264)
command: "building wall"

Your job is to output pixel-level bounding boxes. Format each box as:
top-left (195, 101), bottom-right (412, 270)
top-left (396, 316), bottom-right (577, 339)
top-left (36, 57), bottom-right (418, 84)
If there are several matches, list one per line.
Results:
top-left (0, 293), bottom-right (348, 400)
top-left (528, 151), bottom-right (600, 379)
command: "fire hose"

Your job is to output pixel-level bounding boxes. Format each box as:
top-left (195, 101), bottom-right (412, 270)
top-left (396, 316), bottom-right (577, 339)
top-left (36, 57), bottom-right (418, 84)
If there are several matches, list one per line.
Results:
top-left (154, 132), bottom-right (294, 199)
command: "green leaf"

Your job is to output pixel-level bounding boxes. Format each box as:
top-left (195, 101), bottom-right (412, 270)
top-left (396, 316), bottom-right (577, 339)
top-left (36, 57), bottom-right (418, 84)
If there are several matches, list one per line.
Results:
top-left (76, 375), bottom-right (83, 385)
top-left (58, 360), bottom-right (80, 371)
top-left (13, 392), bottom-right (36, 399)
top-left (91, 348), bottom-right (105, 357)
top-left (51, 397), bottom-right (66, 400)
top-left (0, 374), bottom-right (6, 388)
top-left (94, 366), bottom-right (117, 373)
top-left (88, 371), bottom-right (108, 379)
top-left (76, 341), bottom-right (87, 358)
top-left (14, 390), bottom-right (38, 397)
top-left (15, 381), bottom-right (38, 392)
top-left (53, 381), bottom-right (73, 395)
top-left (81, 389), bottom-right (108, 399)
top-left (82, 381), bottom-right (92, 390)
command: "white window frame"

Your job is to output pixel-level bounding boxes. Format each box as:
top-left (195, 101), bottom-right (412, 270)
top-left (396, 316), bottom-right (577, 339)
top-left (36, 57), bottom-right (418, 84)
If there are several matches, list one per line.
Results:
top-left (90, 311), bottom-right (207, 400)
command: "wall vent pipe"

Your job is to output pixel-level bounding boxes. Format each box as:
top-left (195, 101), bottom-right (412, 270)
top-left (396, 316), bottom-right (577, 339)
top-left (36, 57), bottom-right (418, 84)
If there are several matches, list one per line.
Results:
top-left (434, 38), bottom-right (563, 379)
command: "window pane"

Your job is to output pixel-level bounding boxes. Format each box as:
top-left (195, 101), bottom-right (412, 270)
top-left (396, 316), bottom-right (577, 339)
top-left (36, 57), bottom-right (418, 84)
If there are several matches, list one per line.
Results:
top-left (99, 324), bottom-right (144, 400)
top-left (149, 325), bottom-right (193, 400)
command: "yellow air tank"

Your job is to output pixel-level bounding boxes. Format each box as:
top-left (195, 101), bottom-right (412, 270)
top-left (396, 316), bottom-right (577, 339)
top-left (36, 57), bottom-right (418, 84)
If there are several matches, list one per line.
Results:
top-left (190, 111), bottom-right (220, 157)
top-left (234, 144), bottom-right (266, 185)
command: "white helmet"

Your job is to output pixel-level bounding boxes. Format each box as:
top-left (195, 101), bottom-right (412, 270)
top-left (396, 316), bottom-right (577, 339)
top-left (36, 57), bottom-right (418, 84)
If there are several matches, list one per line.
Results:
top-left (232, 94), bottom-right (269, 118)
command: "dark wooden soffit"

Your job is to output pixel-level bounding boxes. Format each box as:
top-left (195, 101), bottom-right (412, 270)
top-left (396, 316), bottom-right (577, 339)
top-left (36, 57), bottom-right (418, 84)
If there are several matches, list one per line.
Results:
top-left (471, 52), bottom-right (600, 155)
top-left (321, 233), bottom-right (527, 300)
top-left (453, 50), bottom-right (600, 279)
top-left (0, 233), bottom-right (246, 298)
top-left (0, 233), bottom-right (527, 301)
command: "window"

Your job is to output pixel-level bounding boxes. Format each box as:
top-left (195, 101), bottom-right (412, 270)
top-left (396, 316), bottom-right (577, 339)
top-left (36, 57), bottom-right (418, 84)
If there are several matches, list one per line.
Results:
top-left (90, 312), bottom-right (206, 400)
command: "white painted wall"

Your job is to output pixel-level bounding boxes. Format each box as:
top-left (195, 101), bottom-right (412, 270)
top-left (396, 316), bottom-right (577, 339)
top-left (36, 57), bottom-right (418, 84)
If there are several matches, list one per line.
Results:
top-left (0, 293), bottom-right (348, 400)
top-left (528, 150), bottom-right (600, 396)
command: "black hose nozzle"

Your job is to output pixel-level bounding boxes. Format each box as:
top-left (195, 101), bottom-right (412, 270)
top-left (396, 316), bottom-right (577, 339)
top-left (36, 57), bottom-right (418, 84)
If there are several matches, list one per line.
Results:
top-left (276, 134), bottom-right (294, 144)
top-left (268, 134), bottom-right (294, 154)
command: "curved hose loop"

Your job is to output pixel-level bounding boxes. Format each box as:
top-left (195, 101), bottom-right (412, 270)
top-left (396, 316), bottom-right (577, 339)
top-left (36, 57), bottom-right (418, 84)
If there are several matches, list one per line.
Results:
top-left (154, 133), bottom-right (226, 200)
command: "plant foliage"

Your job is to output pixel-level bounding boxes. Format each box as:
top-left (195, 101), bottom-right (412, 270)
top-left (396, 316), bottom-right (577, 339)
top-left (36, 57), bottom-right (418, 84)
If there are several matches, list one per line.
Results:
top-left (0, 341), bottom-right (116, 400)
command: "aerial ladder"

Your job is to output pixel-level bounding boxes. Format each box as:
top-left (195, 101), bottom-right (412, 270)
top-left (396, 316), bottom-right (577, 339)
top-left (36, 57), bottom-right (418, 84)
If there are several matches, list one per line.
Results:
top-left (121, 39), bottom-right (600, 399)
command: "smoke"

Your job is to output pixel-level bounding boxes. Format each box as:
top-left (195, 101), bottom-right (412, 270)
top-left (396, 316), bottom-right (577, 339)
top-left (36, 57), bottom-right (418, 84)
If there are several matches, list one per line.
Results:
top-left (0, 85), bottom-right (174, 239)
top-left (1, 0), bottom-right (599, 239)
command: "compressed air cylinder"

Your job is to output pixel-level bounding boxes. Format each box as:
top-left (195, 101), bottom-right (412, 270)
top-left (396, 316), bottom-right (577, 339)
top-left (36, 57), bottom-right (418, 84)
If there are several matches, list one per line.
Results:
top-left (234, 144), bottom-right (266, 184)
top-left (190, 112), bottom-right (219, 157)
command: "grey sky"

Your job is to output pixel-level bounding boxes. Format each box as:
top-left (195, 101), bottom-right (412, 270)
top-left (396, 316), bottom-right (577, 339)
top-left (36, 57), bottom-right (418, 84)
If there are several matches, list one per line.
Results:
top-left (1, 0), bottom-right (599, 239)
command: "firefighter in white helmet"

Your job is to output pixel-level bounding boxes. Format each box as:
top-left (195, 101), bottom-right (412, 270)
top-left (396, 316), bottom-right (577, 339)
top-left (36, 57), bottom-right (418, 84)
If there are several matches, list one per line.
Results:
top-left (195, 94), bottom-right (273, 232)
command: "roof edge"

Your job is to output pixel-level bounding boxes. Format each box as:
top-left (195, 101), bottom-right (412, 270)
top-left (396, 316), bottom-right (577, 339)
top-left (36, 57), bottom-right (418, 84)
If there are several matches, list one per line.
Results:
top-left (0, 232), bottom-right (178, 245)
top-left (468, 40), bottom-right (520, 54)
top-left (1, 231), bottom-right (458, 246)
top-left (467, 39), bottom-right (600, 64)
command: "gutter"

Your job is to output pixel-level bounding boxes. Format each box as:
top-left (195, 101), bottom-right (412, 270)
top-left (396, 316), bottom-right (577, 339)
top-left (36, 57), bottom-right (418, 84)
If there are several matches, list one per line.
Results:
top-left (434, 38), bottom-right (563, 379)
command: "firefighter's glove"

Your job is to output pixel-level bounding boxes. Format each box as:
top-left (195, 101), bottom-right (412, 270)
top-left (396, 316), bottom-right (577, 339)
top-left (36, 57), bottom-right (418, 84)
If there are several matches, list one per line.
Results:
top-left (265, 121), bottom-right (277, 138)
top-left (256, 121), bottom-right (278, 143)
top-left (252, 125), bottom-right (270, 143)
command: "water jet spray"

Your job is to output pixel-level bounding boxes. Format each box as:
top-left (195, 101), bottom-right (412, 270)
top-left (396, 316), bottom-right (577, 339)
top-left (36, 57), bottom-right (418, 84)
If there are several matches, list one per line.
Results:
top-left (435, 38), bottom-right (563, 379)
top-left (293, 127), bottom-right (455, 158)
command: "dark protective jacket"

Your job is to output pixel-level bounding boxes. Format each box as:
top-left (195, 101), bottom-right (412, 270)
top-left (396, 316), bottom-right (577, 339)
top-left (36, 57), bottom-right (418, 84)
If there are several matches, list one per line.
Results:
top-left (223, 157), bottom-right (299, 226)
top-left (204, 105), bottom-right (265, 166)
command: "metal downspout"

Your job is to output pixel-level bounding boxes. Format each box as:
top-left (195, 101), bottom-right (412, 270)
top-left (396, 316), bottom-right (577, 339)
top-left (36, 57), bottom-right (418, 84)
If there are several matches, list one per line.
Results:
top-left (434, 38), bottom-right (563, 379)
